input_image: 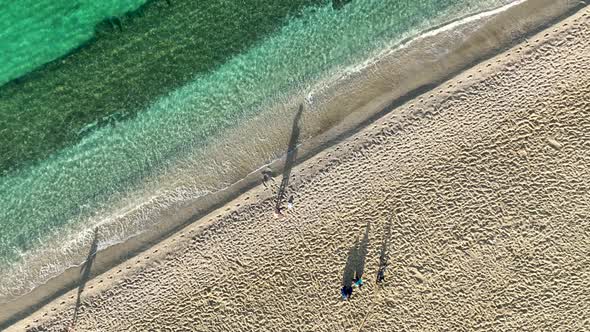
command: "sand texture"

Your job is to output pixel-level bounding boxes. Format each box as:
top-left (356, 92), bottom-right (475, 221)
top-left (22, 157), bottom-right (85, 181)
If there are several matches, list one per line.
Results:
top-left (11, 5), bottom-right (590, 332)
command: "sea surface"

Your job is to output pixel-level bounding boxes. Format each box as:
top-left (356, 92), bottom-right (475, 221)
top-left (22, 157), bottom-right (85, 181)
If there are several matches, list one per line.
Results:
top-left (0, 0), bottom-right (148, 86)
top-left (0, 0), bottom-right (516, 300)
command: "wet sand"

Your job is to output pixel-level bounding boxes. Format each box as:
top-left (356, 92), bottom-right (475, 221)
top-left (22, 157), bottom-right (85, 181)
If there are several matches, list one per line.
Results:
top-left (6, 2), bottom-right (590, 332)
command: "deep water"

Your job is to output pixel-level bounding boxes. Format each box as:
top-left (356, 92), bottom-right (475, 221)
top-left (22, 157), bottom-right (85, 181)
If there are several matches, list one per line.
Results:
top-left (0, 0), bottom-right (148, 86)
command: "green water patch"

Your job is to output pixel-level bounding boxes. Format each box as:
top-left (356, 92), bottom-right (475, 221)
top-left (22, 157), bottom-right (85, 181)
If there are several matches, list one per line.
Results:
top-left (0, 0), bottom-right (150, 86)
top-left (0, 0), bottom-right (328, 176)
top-left (0, 0), bottom-right (514, 270)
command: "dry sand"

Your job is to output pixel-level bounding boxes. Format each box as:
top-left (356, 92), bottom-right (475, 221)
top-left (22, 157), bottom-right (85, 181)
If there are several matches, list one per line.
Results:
top-left (9, 4), bottom-right (590, 332)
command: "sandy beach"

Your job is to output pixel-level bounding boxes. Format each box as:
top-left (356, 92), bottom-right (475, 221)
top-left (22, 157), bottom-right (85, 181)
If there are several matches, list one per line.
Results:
top-left (5, 2), bottom-right (590, 332)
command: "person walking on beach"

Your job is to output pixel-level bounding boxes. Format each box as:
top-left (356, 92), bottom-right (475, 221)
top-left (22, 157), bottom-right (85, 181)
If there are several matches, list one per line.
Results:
top-left (262, 169), bottom-right (275, 188)
top-left (273, 205), bottom-right (284, 218)
top-left (287, 195), bottom-right (294, 210)
top-left (341, 285), bottom-right (353, 300)
top-left (376, 266), bottom-right (386, 284)
top-left (353, 274), bottom-right (364, 289)
top-left (262, 172), bottom-right (270, 188)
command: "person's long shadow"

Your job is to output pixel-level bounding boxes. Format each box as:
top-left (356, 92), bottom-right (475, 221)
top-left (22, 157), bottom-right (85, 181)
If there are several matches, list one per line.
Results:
top-left (342, 237), bottom-right (358, 291)
top-left (355, 221), bottom-right (370, 282)
top-left (341, 222), bottom-right (370, 296)
top-left (72, 228), bottom-right (99, 325)
top-left (275, 104), bottom-right (303, 212)
top-left (376, 218), bottom-right (392, 284)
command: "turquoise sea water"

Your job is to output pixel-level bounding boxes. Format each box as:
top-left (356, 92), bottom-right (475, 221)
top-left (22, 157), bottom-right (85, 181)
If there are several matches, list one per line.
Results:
top-left (0, 0), bottom-right (148, 86)
top-left (0, 0), bottom-right (328, 176)
top-left (0, 0), bottom-right (515, 299)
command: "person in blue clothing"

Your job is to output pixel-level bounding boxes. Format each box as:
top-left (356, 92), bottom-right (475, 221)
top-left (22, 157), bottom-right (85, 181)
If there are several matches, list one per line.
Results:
top-left (353, 275), bottom-right (363, 288)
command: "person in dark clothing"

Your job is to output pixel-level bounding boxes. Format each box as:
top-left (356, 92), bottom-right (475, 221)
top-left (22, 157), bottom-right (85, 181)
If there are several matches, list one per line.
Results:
top-left (341, 285), bottom-right (353, 300)
top-left (376, 265), bottom-right (386, 284)
top-left (262, 169), bottom-right (275, 188)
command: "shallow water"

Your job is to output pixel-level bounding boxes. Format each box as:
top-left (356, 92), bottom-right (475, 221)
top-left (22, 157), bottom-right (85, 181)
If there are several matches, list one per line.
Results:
top-left (0, 0), bottom-right (515, 300)
top-left (0, 0), bottom-right (327, 176)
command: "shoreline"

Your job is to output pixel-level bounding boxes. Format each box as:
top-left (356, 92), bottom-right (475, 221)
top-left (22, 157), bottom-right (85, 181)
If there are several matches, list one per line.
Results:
top-left (1, 0), bottom-right (587, 329)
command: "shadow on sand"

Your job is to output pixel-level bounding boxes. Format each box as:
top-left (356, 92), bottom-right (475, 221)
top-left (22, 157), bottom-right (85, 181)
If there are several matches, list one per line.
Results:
top-left (341, 222), bottom-right (370, 298)
top-left (275, 104), bottom-right (303, 212)
top-left (71, 228), bottom-right (99, 326)
top-left (376, 218), bottom-right (392, 284)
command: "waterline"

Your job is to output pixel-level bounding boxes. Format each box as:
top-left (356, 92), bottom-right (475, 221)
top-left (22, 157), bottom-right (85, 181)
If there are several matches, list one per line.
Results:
top-left (1, 0), bottom-right (523, 301)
